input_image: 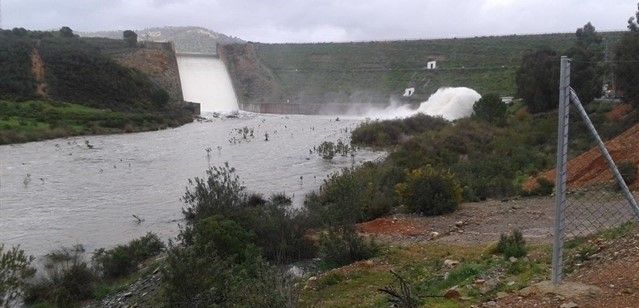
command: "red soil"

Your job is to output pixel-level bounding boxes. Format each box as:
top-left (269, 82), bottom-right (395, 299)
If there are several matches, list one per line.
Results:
top-left (523, 123), bottom-right (639, 192)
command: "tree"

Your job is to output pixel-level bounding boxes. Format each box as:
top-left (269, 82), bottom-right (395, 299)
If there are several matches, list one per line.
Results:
top-left (615, 3), bottom-right (639, 106)
top-left (567, 22), bottom-right (604, 104)
top-left (123, 30), bottom-right (138, 47)
top-left (59, 26), bottom-right (74, 38)
top-left (515, 48), bottom-right (560, 113)
top-left (0, 244), bottom-right (35, 307)
top-left (472, 93), bottom-right (507, 125)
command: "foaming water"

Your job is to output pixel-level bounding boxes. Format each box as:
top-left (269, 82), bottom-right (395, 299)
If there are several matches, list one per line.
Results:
top-left (176, 55), bottom-right (239, 112)
top-left (361, 87), bottom-right (482, 120)
top-left (0, 114), bottom-right (383, 257)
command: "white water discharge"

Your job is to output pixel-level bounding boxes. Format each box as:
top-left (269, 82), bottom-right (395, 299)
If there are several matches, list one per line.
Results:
top-left (362, 87), bottom-right (482, 120)
top-left (177, 55), bottom-right (239, 112)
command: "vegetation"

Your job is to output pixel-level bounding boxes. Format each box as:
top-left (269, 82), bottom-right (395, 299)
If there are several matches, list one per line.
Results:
top-left (618, 161), bottom-right (638, 185)
top-left (0, 244), bottom-right (35, 307)
top-left (25, 245), bottom-right (96, 307)
top-left (123, 30), bottom-right (138, 47)
top-left (567, 22), bottom-right (604, 105)
top-left (231, 32), bottom-right (622, 106)
top-left (0, 100), bottom-right (192, 144)
top-left (495, 230), bottom-right (528, 259)
top-left (615, 5), bottom-right (639, 106)
top-left (318, 227), bottom-right (378, 269)
top-left (473, 93), bottom-right (507, 125)
top-left (396, 166), bottom-right (462, 216)
top-left (351, 114), bottom-right (449, 147)
top-left (515, 48), bottom-right (560, 113)
top-left (92, 233), bottom-right (164, 279)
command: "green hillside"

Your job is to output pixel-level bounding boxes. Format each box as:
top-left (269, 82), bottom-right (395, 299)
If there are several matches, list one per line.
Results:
top-left (0, 28), bottom-right (192, 144)
top-left (226, 32), bottom-right (623, 105)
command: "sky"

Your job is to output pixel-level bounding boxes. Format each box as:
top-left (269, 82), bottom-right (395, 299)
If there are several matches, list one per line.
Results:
top-left (3, 0), bottom-right (638, 43)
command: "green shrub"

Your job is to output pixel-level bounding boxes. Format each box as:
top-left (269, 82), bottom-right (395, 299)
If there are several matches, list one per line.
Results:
top-left (473, 93), bottom-right (507, 125)
top-left (24, 245), bottom-right (96, 307)
top-left (495, 230), bottom-right (527, 259)
top-left (351, 114), bottom-right (449, 147)
top-left (618, 161), bottom-right (638, 186)
top-left (305, 162), bottom-right (402, 225)
top-left (0, 244), bottom-right (35, 307)
top-left (92, 233), bottom-right (164, 279)
top-left (524, 177), bottom-right (554, 196)
top-left (396, 165), bottom-right (462, 216)
top-left (318, 227), bottom-right (378, 269)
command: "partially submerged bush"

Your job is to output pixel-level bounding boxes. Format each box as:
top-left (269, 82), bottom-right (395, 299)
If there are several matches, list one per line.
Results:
top-left (495, 230), bottom-right (527, 259)
top-left (351, 114), bottom-right (449, 147)
top-left (396, 166), bottom-right (462, 216)
top-left (24, 245), bottom-right (96, 307)
top-left (318, 227), bottom-right (378, 269)
top-left (0, 244), bottom-right (35, 307)
top-left (92, 232), bottom-right (164, 279)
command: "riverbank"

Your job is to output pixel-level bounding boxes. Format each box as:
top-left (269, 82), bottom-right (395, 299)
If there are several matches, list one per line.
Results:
top-left (0, 100), bottom-right (193, 145)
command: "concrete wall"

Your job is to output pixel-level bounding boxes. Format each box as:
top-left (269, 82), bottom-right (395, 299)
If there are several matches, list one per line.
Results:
top-left (110, 42), bottom-right (184, 103)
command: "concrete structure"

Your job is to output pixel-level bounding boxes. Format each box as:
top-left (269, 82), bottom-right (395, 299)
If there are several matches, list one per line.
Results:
top-left (427, 61), bottom-right (437, 70)
top-left (403, 87), bottom-right (415, 97)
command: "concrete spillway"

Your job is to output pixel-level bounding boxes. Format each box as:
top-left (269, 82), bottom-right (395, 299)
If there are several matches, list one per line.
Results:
top-left (176, 54), bottom-right (239, 112)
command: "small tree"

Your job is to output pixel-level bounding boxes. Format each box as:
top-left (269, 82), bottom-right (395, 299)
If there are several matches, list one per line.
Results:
top-left (473, 93), bottom-right (507, 125)
top-left (515, 48), bottom-right (560, 113)
top-left (567, 22), bottom-right (604, 105)
top-left (59, 26), bottom-right (74, 38)
top-left (123, 30), bottom-right (138, 47)
top-left (0, 244), bottom-right (35, 307)
top-left (615, 3), bottom-right (639, 106)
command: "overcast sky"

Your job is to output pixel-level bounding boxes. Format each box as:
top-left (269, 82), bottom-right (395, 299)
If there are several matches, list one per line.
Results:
top-left (3, 0), bottom-right (638, 43)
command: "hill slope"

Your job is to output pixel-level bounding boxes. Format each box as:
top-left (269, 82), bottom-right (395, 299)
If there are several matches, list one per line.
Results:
top-left (82, 26), bottom-right (244, 53)
top-left (222, 32), bottom-right (623, 106)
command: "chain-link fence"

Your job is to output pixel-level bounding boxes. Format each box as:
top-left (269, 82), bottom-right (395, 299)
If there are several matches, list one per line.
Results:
top-left (552, 56), bottom-right (639, 284)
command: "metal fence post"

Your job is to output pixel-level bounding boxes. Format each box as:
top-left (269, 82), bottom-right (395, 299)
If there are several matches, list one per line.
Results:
top-left (568, 88), bottom-right (639, 218)
top-left (552, 56), bottom-right (571, 284)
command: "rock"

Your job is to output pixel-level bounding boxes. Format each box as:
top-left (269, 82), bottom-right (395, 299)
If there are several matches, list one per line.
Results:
top-left (475, 278), bottom-right (486, 285)
top-left (509, 256), bottom-right (518, 263)
top-left (444, 288), bottom-right (461, 299)
top-left (430, 231), bottom-right (440, 238)
top-left (507, 281), bottom-right (516, 286)
top-left (455, 220), bottom-right (465, 227)
top-left (496, 291), bottom-right (509, 299)
top-left (485, 301), bottom-right (497, 307)
top-left (123, 292), bottom-right (133, 298)
top-left (444, 259), bottom-right (460, 267)
top-left (560, 302), bottom-right (579, 308)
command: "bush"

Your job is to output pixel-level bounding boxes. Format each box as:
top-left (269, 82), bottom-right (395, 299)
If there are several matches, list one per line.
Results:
top-left (396, 166), bottom-right (462, 216)
top-left (351, 114), bottom-right (449, 147)
top-left (318, 227), bottom-right (378, 269)
top-left (163, 238), bottom-right (299, 307)
top-left (619, 161), bottom-right (638, 186)
top-left (92, 233), bottom-right (164, 279)
top-left (25, 245), bottom-right (96, 307)
top-left (473, 93), bottom-right (507, 125)
top-left (495, 230), bottom-right (527, 259)
top-left (0, 244), bottom-right (35, 306)
top-left (305, 162), bottom-right (403, 225)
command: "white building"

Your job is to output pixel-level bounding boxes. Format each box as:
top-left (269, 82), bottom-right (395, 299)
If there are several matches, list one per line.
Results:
top-left (403, 87), bottom-right (415, 97)
top-left (427, 61), bottom-right (437, 70)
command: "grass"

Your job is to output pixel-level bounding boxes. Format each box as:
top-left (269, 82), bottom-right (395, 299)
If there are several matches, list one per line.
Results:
top-left (301, 242), bottom-right (551, 307)
top-left (0, 100), bottom-right (192, 144)
top-left (226, 32), bottom-right (624, 105)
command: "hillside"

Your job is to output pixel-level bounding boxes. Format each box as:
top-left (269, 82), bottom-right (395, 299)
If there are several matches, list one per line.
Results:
top-left (0, 29), bottom-right (193, 144)
top-left (222, 32), bottom-right (623, 106)
top-left (82, 26), bottom-right (244, 53)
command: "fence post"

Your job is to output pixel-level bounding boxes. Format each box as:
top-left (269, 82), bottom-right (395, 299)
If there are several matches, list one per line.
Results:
top-left (552, 56), bottom-right (571, 284)
top-left (568, 88), bottom-right (639, 218)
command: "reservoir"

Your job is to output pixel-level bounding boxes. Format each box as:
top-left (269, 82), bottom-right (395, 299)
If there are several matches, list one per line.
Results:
top-left (0, 113), bottom-right (383, 256)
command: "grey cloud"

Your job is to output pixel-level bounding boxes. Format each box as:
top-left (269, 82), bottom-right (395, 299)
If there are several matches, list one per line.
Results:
top-left (3, 0), bottom-right (638, 43)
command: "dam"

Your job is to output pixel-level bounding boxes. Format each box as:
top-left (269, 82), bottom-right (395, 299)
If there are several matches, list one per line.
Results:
top-left (176, 53), bottom-right (239, 113)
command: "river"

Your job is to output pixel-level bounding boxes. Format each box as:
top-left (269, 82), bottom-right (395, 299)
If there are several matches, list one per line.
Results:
top-left (0, 113), bottom-right (383, 257)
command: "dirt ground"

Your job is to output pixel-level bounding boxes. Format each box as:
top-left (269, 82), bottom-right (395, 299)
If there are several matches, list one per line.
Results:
top-left (356, 195), bottom-right (639, 308)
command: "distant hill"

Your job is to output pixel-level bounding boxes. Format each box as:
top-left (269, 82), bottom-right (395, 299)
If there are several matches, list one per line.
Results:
top-left (81, 26), bottom-right (244, 53)
top-left (222, 32), bottom-right (624, 106)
